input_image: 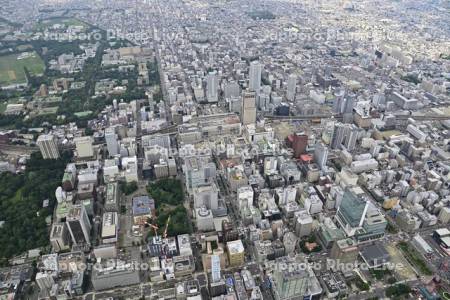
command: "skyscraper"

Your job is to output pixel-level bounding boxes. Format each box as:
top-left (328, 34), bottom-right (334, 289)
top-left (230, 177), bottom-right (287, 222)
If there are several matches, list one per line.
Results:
top-left (272, 257), bottom-right (322, 299)
top-left (105, 127), bottom-right (119, 157)
top-left (66, 205), bottom-right (91, 245)
top-left (314, 142), bottom-right (328, 171)
top-left (332, 89), bottom-right (346, 114)
top-left (211, 255), bottom-right (221, 283)
top-left (193, 182), bottom-right (219, 211)
top-left (342, 96), bottom-right (355, 123)
top-left (292, 133), bottom-right (308, 158)
top-left (249, 61), bottom-right (261, 93)
top-left (207, 71), bottom-right (218, 102)
top-left (241, 91), bottom-right (257, 125)
top-left (335, 187), bottom-right (369, 236)
top-left (286, 74), bottom-right (297, 101)
top-left (345, 128), bottom-right (358, 151)
top-left (224, 81), bottom-right (240, 99)
top-left (37, 134), bottom-right (60, 159)
top-left (331, 123), bottom-right (359, 151)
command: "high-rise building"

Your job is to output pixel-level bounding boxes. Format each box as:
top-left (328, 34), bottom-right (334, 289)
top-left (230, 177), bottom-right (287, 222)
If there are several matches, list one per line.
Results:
top-left (286, 74), bottom-right (296, 101)
top-left (183, 157), bottom-right (217, 193)
top-left (226, 240), bottom-right (245, 267)
top-left (322, 120), bottom-right (336, 145)
top-left (211, 255), bottom-right (221, 283)
top-left (37, 134), bottom-right (60, 159)
top-left (227, 96), bottom-right (242, 114)
top-left (295, 211), bottom-right (313, 238)
top-left (74, 136), bottom-right (94, 158)
top-left (331, 123), bottom-right (359, 151)
top-left (101, 212), bottom-right (118, 244)
top-left (66, 205), bottom-right (91, 245)
top-left (241, 91), bottom-right (257, 125)
top-left (105, 127), bottom-right (120, 157)
top-left (330, 238), bottom-right (359, 268)
top-left (332, 89), bottom-right (346, 114)
top-left (50, 222), bottom-right (71, 252)
top-left (224, 81), bottom-right (240, 99)
top-left (249, 61), bottom-right (261, 93)
top-left (193, 182), bottom-right (219, 211)
top-left (335, 188), bottom-right (369, 237)
top-left (272, 257), bottom-right (322, 300)
top-left (207, 71), bottom-right (218, 103)
top-left (258, 93), bottom-right (270, 110)
top-left (314, 142), bottom-right (328, 171)
top-left (342, 96), bottom-right (355, 123)
top-left (222, 220), bottom-right (239, 243)
top-left (331, 124), bottom-right (345, 149)
top-left (292, 133), bottom-right (308, 158)
top-left (104, 182), bottom-right (119, 212)
top-left (344, 128), bottom-right (358, 151)
top-left (264, 156), bottom-right (278, 176)
top-left (357, 204), bottom-right (387, 242)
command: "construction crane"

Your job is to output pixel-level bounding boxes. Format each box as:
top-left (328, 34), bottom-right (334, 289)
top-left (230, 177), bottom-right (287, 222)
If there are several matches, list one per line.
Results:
top-left (163, 215), bottom-right (171, 239)
top-left (149, 224), bottom-right (159, 236)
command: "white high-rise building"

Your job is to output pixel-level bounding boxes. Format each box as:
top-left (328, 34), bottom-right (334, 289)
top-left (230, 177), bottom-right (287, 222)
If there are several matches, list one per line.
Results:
top-left (237, 186), bottom-right (254, 209)
top-left (264, 156), bottom-right (278, 176)
top-left (211, 254), bottom-right (221, 283)
top-left (207, 71), bottom-right (218, 102)
top-left (193, 183), bottom-right (219, 211)
top-left (105, 127), bottom-right (120, 157)
top-left (74, 136), bottom-right (94, 158)
top-left (36, 272), bottom-right (55, 291)
top-left (37, 134), bottom-right (60, 159)
top-left (241, 91), bottom-right (257, 125)
top-left (286, 74), bottom-right (297, 101)
top-left (249, 61), bottom-right (261, 93)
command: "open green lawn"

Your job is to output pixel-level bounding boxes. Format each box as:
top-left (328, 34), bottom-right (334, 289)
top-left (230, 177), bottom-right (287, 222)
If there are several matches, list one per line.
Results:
top-left (0, 51), bottom-right (45, 86)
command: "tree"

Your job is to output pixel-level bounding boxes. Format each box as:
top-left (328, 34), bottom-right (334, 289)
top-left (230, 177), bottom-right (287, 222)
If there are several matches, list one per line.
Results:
top-left (386, 284), bottom-right (411, 297)
top-left (354, 277), bottom-right (370, 291)
top-left (0, 152), bottom-right (71, 265)
top-left (148, 178), bottom-right (183, 207)
top-left (120, 181), bottom-right (138, 195)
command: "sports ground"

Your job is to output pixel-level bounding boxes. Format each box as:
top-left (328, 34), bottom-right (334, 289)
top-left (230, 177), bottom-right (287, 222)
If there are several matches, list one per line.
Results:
top-left (0, 51), bottom-right (45, 87)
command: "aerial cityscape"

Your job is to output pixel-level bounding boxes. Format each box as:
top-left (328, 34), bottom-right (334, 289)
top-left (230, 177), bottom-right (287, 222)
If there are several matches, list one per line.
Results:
top-left (0, 0), bottom-right (449, 299)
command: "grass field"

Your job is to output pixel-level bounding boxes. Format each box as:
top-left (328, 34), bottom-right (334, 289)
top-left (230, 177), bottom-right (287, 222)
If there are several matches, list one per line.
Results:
top-left (35, 18), bottom-right (88, 31)
top-left (0, 51), bottom-right (45, 86)
top-left (397, 241), bottom-right (432, 276)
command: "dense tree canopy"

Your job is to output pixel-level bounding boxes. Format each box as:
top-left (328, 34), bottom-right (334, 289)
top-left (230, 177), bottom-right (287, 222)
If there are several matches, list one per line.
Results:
top-left (0, 151), bottom-right (71, 265)
top-left (120, 181), bottom-right (138, 195)
top-left (147, 178), bottom-right (191, 238)
top-left (148, 178), bottom-right (183, 208)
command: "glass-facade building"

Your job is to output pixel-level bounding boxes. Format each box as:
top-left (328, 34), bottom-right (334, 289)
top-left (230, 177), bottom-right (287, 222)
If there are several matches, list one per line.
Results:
top-left (335, 188), bottom-right (369, 236)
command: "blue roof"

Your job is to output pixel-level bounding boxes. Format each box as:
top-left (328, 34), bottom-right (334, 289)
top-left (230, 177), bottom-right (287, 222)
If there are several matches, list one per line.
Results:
top-left (132, 195), bottom-right (154, 216)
